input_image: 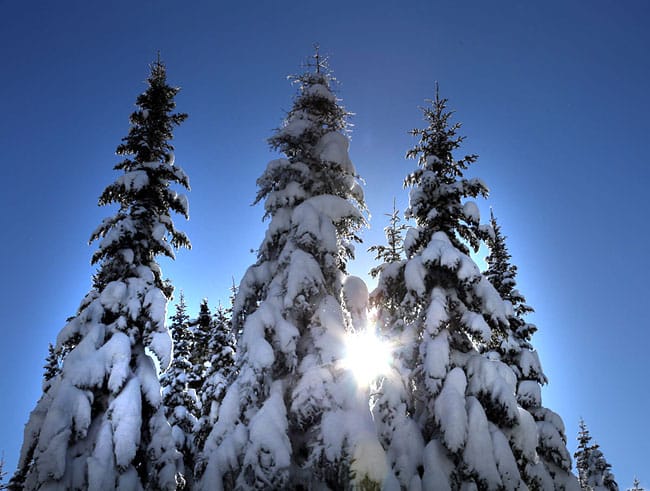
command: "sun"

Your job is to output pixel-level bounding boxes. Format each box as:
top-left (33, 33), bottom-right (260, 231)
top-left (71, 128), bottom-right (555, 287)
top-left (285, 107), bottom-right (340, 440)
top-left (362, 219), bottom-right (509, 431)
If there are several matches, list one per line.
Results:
top-left (343, 328), bottom-right (393, 387)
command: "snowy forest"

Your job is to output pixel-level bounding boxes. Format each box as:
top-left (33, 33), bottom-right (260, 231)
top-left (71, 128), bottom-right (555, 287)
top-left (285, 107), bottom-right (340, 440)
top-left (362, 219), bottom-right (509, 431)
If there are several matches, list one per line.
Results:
top-left (3, 55), bottom-right (628, 491)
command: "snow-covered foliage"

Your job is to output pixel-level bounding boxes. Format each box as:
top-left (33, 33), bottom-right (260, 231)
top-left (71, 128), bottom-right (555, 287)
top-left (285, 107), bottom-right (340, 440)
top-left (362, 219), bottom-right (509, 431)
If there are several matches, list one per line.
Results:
top-left (160, 293), bottom-right (200, 487)
top-left (629, 478), bottom-right (645, 491)
top-left (194, 302), bottom-right (236, 457)
top-left (575, 419), bottom-right (619, 491)
top-left (370, 88), bottom-right (580, 490)
top-left (11, 59), bottom-right (189, 490)
top-left (197, 60), bottom-right (391, 490)
top-left (189, 299), bottom-right (213, 391)
top-left (485, 211), bottom-right (581, 488)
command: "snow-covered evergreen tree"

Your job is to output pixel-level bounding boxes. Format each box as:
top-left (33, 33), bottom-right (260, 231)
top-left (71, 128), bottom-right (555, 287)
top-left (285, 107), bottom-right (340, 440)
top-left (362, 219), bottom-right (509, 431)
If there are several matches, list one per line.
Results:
top-left (189, 299), bottom-right (213, 391)
top-left (575, 419), bottom-right (618, 491)
top-left (0, 452), bottom-right (7, 490)
top-left (485, 210), bottom-right (578, 488)
top-left (10, 58), bottom-right (189, 490)
top-left (371, 87), bottom-right (580, 490)
top-left (161, 293), bottom-right (200, 487)
top-left (197, 55), bottom-right (390, 490)
top-left (368, 200), bottom-right (408, 322)
top-left (628, 478), bottom-right (644, 491)
top-left (194, 302), bottom-right (236, 456)
top-left (369, 199), bottom-right (407, 279)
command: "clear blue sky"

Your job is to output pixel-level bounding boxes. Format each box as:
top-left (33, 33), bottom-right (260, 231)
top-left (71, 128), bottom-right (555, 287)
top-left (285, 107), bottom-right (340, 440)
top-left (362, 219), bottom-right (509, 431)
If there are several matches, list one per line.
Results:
top-left (1, 0), bottom-right (648, 485)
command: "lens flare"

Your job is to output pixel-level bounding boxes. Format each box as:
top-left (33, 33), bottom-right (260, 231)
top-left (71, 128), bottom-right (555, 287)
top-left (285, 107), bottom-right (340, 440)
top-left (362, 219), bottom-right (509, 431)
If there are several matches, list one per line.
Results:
top-left (343, 329), bottom-right (392, 386)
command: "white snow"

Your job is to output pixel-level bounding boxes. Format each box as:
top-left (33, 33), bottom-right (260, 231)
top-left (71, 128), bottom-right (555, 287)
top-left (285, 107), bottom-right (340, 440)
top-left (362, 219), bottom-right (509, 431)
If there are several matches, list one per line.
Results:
top-left (463, 201), bottom-right (480, 223)
top-left (315, 131), bottom-right (355, 175)
top-left (110, 377), bottom-right (142, 468)
top-left (463, 396), bottom-right (502, 489)
top-left (434, 367), bottom-right (468, 452)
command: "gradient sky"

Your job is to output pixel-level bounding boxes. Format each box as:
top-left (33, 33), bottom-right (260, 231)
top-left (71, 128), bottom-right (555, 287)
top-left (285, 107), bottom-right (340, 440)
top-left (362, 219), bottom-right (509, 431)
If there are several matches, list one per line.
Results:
top-left (1, 0), bottom-right (648, 485)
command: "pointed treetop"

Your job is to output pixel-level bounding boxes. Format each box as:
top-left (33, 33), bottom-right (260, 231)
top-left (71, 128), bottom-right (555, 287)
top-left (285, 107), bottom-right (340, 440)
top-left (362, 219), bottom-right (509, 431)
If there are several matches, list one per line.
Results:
top-left (309, 43), bottom-right (328, 74)
top-left (630, 478), bottom-right (645, 491)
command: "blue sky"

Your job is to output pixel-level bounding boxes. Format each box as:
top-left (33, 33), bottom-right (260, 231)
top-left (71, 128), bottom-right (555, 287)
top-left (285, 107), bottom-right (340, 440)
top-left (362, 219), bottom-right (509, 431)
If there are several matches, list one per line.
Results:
top-left (1, 0), bottom-right (648, 485)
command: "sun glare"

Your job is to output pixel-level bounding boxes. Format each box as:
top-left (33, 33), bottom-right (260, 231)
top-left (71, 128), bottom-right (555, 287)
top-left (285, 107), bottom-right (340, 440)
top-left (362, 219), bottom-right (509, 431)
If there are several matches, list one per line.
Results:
top-left (343, 329), bottom-right (393, 387)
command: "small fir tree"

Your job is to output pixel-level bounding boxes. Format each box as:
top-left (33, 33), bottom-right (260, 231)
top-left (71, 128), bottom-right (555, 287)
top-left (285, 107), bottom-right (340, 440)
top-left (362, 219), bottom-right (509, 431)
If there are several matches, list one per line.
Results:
top-left (629, 478), bottom-right (645, 491)
top-left (368, 200), bottom-right (408, 321)
top-left (11, 58), bottom-right (189, 490)
top-left (197, 54), bottom-right (390, 490)
top-left (160, 293), bottom-right (200, 487)
top-left (0, 452), bottom-right (7, 490)
top-left (189, 298), bottom-right (213, 390)
top-left (42, 343), bottom-right (60, 390)
top-left (369, 199), bottom-right (407, 278)
top-left (194, 302), bottom-right (236, 458)
top-left (575, 419), bottom-right (619, 491)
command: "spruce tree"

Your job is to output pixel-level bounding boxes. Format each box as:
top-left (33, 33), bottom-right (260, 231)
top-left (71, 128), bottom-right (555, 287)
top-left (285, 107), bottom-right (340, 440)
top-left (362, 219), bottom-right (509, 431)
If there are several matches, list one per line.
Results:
top-left (194, 302), bottom-right (236, 456)
top-left (485, 211), bottom-right (577, 488)
top-left (197, 54), bottom-right (390, 490)
top-left (160, 293), bottom-right (200, 487)
top-left (189, 299), bottom-right (213, 391)
top-left (0, 452), bottom-right (6, 490)
top-left (371, 88), bottom-right (580, 490)
top-left (11, 58), bottom-right (189, 490)
top-left (369, 199), bottom-right (407, 279)
top-left (575, 419), bottom-right (618, 491)
top-left (42, 343), bottom-right (61, 391)
top-left (629, 478), bottom-right (644, 491)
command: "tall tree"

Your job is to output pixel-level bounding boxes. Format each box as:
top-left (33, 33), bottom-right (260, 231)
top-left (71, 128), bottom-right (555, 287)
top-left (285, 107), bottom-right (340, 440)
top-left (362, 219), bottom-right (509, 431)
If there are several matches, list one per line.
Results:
top-left (485, 210), bottom-right (578, 487)
top-left (197, 54), bottom-right (390, 490)
top-left (160, 293), bottom-right (200, 487)
top-left (11, 58), bottom-right (190, 490)
top-left (371, 88), bottom-right (580, 490)
top-left (575, 419), bottom-right (619, 491)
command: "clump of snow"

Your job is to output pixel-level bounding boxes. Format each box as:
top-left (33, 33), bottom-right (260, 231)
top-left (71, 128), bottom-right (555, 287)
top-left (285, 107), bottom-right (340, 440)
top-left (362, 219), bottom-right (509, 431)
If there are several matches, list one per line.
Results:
top-left (315, 131), bottom-right (356, 175)
top-left (462, 201), bottom-right (480, 223)
top-left (304, 83), bottom-right (337, 102)
top-left (434, 367), bottom-right (468, 452)
top-left (463, 397), bottom-right (502, 488)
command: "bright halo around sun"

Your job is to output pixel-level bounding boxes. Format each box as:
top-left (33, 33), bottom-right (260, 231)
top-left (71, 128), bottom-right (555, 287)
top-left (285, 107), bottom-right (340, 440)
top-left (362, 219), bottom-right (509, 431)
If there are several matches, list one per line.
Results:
top-left (343, 328), bottom-right (393, 387)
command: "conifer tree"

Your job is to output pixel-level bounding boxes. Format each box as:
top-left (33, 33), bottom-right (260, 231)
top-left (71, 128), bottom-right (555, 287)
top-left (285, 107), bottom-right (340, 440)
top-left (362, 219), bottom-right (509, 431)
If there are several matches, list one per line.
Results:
top-left (575, 419), bottom-right (619, 491)
top-left (0, 452), bottom-right (7, 490)
top-left (197, 54), bottom-right (390, 490)
top-left (160, 293), bottom-right (200, 487)
top-left (628, 478), bottom-right (644, 491)
top-left (368, 200), bottom-right (408, 321)
top-left (194, 302), bottom-right (236, 455)
top-left (11, 58), bottom-right (189, 490)
top-left (486, 211), bottom-right (577, 488)
top-left (42, 343), bottom-right (60, 390)
top-left (371, 88), bottom-right (579, 490)
top-left (369, 199), bottom-right (407, 278)
top-left (189, 298), bottom-right (213, 391)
